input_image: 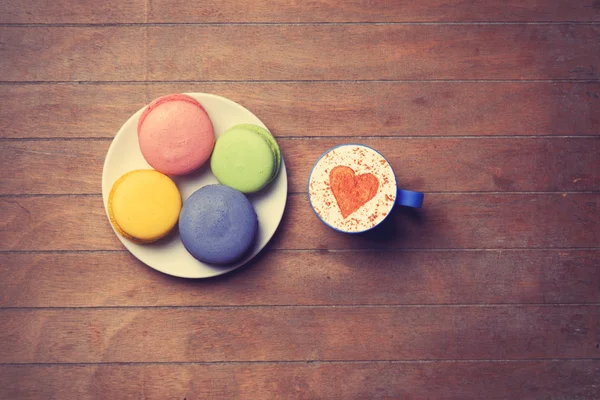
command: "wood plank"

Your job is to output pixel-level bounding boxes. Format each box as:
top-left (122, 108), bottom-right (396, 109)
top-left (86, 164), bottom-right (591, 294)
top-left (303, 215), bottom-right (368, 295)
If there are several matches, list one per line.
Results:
top-left (271, 194), bottom-right (600, 250)
top-left (1, 250), bottom-right (598, 307)
top-left (0, 85), bottom-right (146, 138)
top-left (0, 140), bottom-right (105, 195)
top-left (2, 25), bottom-right (599, 81)
top-left (0, 306), bottom-right (597, 362)
top-left (3, 0), bottom-right (598, 23)
top-left (2, 137), bottom-right (599, 195)
top-left (1, 361), bottom-right (598, 400)
top-left (0, 27), bottom-right (145, 81)
top-left (146, 25), bottom-right (600, 81)
top-left (1, 194), bottom-right (598, 251)
top-left (0, 0), bottom-right (145, 24)
top-left (3, 82), bottom-right (599, 139)
top-left (148, 0), bottom-right (600, 23)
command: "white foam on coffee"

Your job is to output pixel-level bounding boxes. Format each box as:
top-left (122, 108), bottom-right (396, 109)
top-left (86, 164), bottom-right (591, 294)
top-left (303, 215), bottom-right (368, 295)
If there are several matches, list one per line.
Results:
top-left (309, 145), bottom-right (397, 232)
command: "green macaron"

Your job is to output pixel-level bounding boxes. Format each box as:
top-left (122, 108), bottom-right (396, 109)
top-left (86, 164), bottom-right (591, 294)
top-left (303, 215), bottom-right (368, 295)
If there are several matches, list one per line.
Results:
top-left (211, 124), bottom-right (281, 193)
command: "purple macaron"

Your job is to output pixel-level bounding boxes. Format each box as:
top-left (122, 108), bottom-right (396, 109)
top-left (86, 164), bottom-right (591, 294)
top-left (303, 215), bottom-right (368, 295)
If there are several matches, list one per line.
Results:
top-left (179, 184), bottom-right (258, 265)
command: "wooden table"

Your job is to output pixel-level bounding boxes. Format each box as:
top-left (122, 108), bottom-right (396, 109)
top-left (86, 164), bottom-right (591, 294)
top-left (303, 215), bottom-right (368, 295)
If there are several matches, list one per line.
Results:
top-left (1, 1), bottom-right (599, 399)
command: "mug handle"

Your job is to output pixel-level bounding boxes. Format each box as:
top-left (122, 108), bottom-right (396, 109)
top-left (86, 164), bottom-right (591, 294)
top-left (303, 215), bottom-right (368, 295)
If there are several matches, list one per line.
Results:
top-left (397, 189), bottom-right (424, 208)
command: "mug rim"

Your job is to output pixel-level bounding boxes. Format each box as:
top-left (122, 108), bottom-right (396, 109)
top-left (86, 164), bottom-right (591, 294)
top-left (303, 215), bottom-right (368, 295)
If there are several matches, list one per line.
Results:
top-left (307, 143), bottom-right (397, 234)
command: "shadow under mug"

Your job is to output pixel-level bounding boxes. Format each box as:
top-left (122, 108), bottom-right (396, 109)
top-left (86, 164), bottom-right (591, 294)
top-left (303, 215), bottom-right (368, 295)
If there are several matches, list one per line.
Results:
top-left (308, 144), bottom-right (424, 234)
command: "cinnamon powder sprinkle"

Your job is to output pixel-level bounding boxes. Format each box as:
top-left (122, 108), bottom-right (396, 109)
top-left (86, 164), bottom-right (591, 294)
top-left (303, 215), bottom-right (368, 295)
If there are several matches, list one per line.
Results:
top-left (308, 145), bottom-right (397, 232)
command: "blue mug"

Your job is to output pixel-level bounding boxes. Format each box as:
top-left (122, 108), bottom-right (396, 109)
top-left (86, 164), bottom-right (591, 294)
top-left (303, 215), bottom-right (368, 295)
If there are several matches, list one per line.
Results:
top-left (308, 144), bottom-right (424, 233)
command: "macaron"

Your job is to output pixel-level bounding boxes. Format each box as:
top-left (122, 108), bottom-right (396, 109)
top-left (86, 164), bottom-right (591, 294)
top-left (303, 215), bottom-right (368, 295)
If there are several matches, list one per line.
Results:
top-left (210, 124), bottom-right (281, 193)
top-left (179, 184), bottom-right (258, 265)
top-left (108, 169), bottom-right (182, 243)
top-left (137, 93), bottom-right (215, 176)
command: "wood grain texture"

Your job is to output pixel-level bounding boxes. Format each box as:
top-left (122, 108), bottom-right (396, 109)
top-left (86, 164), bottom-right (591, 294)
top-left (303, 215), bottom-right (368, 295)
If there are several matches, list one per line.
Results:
top-left (3, 0), bottom-right (599, 23)
top-left (1, 250), bottom-right (598, 307)
top-left (148, 0), bottom-right (600, 23)
top-left (2, 25), bottom-right (599, 81)
top-left (2, 82), bottom-right (599, 139)
top-left (0, 0), bottom-right (145, 24)
top-left (1, 194), bottom-right (598, 251)
top-left (1, 1), bottom-right (598, 397)
top-left (2, 137), bottom-right (599, 195)
top-left (1, 361), bottom-right (599, 400)
top-left (3, 137), bottom-right (598, 195)
top-left (1, 306), bottom-right (598, 362)
top-left (0, 27), bottom-right (145, 81)
top-left (146, 25), bottom-right (600, 81)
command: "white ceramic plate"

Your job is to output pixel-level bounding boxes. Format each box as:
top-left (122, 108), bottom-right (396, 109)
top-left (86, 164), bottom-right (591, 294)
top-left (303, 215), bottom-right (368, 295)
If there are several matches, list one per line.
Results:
top-left (102, 93), bottom-right (287, 278)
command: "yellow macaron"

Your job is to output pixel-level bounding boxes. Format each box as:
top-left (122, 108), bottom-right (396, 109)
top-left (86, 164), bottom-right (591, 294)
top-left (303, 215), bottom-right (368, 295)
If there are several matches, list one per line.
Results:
top-left (108, 169), bottom-right (182, 243)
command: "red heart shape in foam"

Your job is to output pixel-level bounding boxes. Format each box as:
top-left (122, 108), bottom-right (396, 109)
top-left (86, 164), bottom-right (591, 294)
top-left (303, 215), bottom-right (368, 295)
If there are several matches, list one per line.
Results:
top-left (329, 166), bottom-right (379, 219)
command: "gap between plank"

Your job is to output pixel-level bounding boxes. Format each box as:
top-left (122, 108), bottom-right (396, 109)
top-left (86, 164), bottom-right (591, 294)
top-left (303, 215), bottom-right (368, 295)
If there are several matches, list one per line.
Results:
top-left (1, 248), bottom-right (598, 254)
top-left (1, 135), bottom-right (599, 141)
top-left (1, 191), bottom-right (599, 198)
top-left (0, 359), bottom-right (598, 367)
top-left (2, 79), bottom-right (600, 84)
top-left (1, 21), bottom-right (600, 27)
top-left (1, 304), bottom-right (598, 311)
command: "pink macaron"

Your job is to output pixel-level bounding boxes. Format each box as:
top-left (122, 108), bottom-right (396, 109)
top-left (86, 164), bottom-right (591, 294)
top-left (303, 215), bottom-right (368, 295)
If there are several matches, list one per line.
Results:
top-left (137, 94), bottom-right (215, 176)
